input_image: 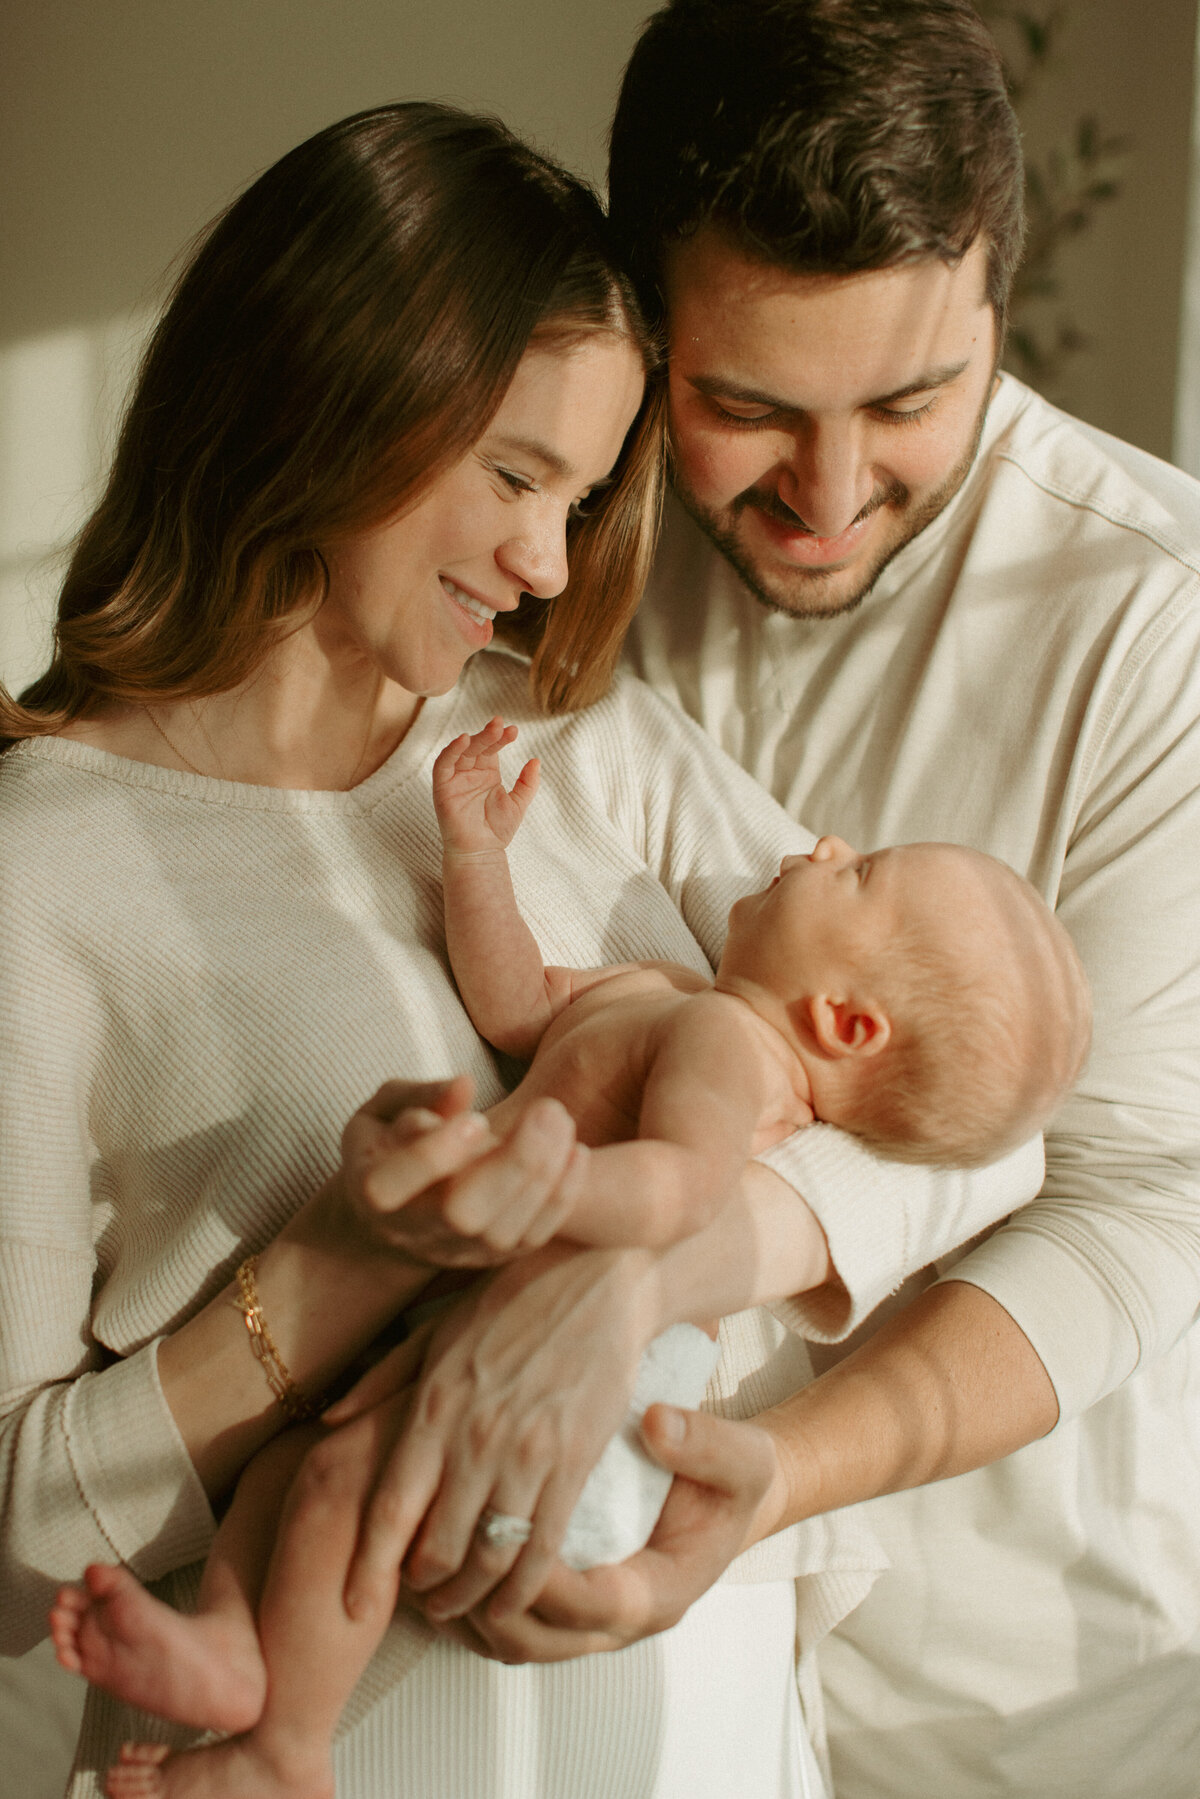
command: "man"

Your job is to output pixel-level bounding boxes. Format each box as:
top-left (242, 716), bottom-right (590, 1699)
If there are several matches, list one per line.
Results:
top-left (603, 3), bottom-right (1200, 1796)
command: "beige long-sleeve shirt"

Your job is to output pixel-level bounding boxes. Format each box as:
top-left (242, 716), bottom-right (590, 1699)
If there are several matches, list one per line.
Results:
top-left (629, 372), bottom-right (1200, 1799)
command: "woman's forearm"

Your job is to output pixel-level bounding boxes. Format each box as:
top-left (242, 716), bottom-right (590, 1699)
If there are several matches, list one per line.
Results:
top-left (752, 1278), bottom-right (1059, 1537)
top-left (157, 1186), bottom-right (433, 1500)
top-left (159, 1074), bottom-right (590, 1502)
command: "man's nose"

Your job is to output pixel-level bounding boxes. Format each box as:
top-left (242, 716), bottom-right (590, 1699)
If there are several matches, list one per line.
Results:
top-left (776, 421), bottom-right (874, 540)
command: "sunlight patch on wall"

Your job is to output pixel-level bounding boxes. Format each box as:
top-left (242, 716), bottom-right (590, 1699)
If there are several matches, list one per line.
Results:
top-left (0, 310), bottom-right (154, 692)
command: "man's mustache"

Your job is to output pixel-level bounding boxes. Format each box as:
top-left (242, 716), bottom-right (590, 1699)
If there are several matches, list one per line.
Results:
top-left (731, 478), bottom-right (908, 535)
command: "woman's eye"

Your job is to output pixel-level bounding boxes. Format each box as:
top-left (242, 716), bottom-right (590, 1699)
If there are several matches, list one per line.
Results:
top-left (494, 465), bottom-right (537, 496)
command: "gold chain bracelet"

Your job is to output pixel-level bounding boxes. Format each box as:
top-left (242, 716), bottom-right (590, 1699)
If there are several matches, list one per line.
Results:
top-left (233, 1255), bottom-right (321, 1423)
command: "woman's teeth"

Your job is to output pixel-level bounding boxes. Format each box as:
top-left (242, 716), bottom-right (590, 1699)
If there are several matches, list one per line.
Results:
top-left (441, 578), bottom-right (496, 624)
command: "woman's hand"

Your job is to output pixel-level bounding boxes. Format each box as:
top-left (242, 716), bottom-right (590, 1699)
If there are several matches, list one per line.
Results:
top-left (160, 1075), bottom-right (587, 1503)
top-left (339, 1241), bottom-right (663, 1620)
top-left (429, 1402), bottom-right (786, 1663)
top-left (329, 1076), bottom-right (589, 1269)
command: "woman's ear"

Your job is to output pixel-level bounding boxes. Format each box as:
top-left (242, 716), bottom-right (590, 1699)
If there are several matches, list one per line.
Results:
top-left (807, 993), bottom-right (892, 1060)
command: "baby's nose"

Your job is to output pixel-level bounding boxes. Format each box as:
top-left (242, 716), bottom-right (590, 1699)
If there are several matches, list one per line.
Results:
top-left (810, 833), bottom-right (855, 863)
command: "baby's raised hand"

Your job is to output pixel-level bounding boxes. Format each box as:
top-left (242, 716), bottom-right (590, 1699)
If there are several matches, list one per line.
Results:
top-left (433, 716), bottom-right (541, 855)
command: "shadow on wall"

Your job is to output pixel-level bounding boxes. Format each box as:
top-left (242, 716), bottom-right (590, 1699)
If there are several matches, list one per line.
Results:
top-left (0, 309), bottom-right (154, 694)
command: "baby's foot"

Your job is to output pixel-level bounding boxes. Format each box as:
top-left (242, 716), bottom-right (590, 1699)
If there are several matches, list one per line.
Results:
top-left (104, 1744), bottom-right (170, 1798)
top-left (105, 1738), bottom-right (334, 1799)
top-left (49, 1564), bottom-right (265, 1732)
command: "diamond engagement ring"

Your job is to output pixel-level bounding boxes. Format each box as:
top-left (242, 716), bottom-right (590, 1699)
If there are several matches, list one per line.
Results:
top-left (477, 1507), bottom-right (534, 1550)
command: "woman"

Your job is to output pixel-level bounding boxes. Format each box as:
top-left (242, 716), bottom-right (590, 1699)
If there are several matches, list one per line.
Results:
top-left (0, 104), bottom-right (1031, 1798)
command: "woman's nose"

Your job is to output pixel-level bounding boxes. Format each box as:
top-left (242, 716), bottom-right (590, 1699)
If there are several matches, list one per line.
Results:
top-left (497, 518), bottom-right (570, 600)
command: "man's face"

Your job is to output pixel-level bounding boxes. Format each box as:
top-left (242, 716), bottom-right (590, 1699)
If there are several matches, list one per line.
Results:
top-left (663, 231), bottom-right (997, 617)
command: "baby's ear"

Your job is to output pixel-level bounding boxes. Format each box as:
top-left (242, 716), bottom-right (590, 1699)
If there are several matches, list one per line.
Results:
top-left (807, 994), bottom-right (892, 1060)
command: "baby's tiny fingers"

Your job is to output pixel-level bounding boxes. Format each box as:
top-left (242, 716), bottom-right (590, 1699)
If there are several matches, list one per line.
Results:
top-left (441, 1100), bottom-right (575, 1239)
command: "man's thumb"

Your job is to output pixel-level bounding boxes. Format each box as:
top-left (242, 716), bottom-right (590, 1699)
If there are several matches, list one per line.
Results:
top-left (639, 1403), bottom-right (737, 1491)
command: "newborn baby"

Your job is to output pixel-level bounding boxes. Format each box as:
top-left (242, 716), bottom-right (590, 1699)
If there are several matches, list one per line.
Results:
top-left (437, 717), bottom-right (1090, 1565)
top-left (51, 718), bottom-right (1089, 1799)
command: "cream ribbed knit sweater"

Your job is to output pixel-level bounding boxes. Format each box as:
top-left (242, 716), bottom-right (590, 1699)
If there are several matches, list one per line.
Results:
top-left (0, 649), bottom-right (1039, 1793)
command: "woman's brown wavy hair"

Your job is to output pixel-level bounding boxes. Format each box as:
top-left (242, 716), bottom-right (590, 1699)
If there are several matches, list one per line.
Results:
top-left (1, 103), bottom-right (664, 748)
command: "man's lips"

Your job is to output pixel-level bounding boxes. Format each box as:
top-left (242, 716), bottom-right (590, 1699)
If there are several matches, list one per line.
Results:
top-left (735, 482), bottom-right (904, 569)
top-left (751, 505), bottom-right (876, 567)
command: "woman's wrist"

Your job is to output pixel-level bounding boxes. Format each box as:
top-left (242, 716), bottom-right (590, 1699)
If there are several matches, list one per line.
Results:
top-left (158, 1184), bottom-right (435, 1502)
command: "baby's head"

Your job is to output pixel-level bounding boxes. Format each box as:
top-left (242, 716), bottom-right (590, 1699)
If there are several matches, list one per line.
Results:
top-left (718, 836), bottom-right (1091, 1166)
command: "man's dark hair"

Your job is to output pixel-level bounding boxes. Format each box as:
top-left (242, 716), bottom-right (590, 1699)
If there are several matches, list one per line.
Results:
top-left (609, 0), bottom-right (1025, 329)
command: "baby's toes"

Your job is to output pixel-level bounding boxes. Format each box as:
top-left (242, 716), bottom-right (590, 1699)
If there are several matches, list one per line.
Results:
top-left (106, 1742), bottom-right (170, 1798)
top-left (48, 1588), bottom-right (88, 1668)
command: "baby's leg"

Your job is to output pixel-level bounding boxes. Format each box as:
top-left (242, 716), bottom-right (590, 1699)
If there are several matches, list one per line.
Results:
top-left (51, 1424), bottom-right (316, 1733)
top-left (107, 1397), bottom-right (412, 1799)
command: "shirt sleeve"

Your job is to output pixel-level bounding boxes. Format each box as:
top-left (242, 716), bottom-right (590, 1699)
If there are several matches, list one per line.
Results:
top-left (601, 673), bottom-right (1048, 1332)
top-left (0, 904), bottom-right (213, 1655)
top-left (935, 590), bottom-right (1200, 1419)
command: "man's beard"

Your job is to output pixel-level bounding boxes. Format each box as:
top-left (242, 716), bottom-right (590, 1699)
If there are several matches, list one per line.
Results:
top-left (672, 398), bottom-right (990, 620)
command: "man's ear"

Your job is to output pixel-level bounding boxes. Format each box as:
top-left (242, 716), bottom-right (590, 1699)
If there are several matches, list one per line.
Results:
top-left (807, 993), bottom-right (892, 1060)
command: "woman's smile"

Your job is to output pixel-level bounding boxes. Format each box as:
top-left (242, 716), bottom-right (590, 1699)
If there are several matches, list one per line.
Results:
top-left (439, 575), bottom-right (501, 640)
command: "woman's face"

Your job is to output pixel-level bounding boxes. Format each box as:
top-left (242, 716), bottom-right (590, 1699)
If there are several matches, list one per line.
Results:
top-left (320, 335), bottom-right (646, 695)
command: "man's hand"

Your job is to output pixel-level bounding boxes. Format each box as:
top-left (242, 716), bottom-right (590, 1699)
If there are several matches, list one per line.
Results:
top-left (420, 1402), bottom-right (785, 1662)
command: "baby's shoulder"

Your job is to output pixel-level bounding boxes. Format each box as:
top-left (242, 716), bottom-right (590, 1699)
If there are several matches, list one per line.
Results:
top-left (568, 959), bottom-right (712, 1013)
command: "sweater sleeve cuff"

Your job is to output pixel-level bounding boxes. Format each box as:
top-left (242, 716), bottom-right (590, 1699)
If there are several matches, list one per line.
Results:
top-left (757, 1124), bottom-right (1046, 1341)
top-left (935, 1220), bottom-right (1141, 1421)
top-left (61, 1340), bottom-right (215, 1579)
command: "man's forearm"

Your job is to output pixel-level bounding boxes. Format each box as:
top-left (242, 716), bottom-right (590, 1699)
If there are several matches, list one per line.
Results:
top-left (752, 1278), bottom-right (1059, 1533)
top-left (655, 1159), bottom-right (833, 1326)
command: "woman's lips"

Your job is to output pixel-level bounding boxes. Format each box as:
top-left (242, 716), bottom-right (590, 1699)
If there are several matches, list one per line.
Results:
top-left (440, 575), bottom-right (497, 640)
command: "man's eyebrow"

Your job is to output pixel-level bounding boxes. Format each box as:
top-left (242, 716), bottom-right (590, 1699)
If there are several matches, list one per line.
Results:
top-left (870, 361), bottom-right (971, 405)
top-left (688, 360), bottom-right (972, 412)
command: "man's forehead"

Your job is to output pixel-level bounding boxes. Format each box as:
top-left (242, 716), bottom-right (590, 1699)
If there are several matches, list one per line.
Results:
top-left (663, 224), bottom-right (989, 310)
top-left (662, 229), bottom-right (993, 401)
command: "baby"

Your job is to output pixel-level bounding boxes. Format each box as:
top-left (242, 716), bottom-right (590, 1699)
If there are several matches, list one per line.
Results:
top-left (51, 718), bottom-right (1090, 1799)
top-left (442, 718), bottom-right (1091, 1210)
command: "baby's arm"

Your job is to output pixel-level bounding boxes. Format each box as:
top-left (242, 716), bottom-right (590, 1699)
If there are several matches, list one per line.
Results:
top-left (561, 994), bottom-right (775, 1249)
top-left (433, 718), bottom-right (565, 1058)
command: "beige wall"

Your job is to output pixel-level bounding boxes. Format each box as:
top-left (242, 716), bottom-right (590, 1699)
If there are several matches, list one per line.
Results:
top-left (1, 0), bottom-right (650, 342)
top-left (1000, 0), bottom-right (1198, 458)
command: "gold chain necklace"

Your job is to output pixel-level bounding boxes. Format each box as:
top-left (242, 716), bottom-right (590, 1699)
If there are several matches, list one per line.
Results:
top-left (144, 706), bottom-right (210, 777)
top-left (144, 698), bottom-right (380, 789)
